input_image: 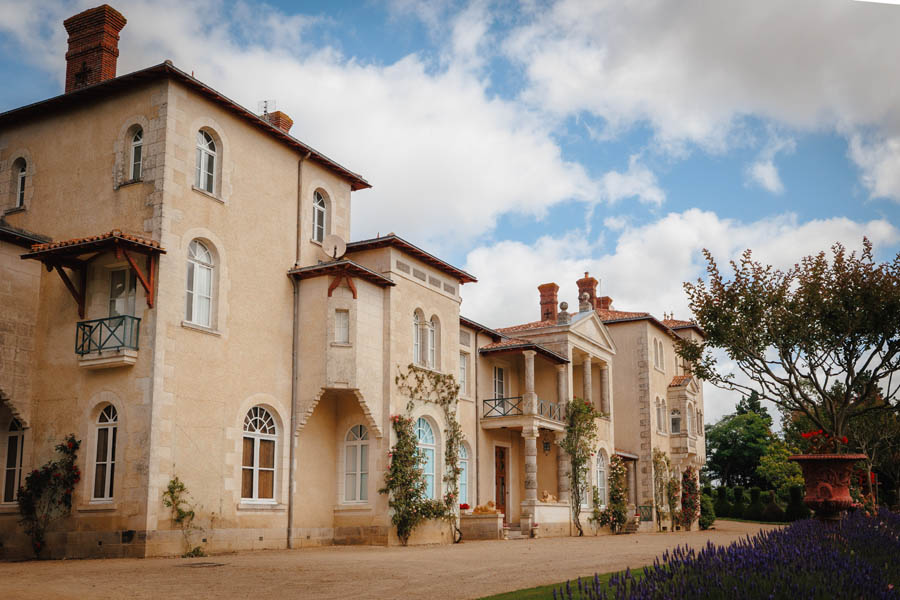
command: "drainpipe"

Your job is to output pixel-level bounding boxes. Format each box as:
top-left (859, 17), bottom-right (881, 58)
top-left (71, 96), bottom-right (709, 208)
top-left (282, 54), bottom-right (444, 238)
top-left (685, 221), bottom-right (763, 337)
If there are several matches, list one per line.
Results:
top-left (287, 151), bottom-right (311, 549)
top-left (474, 331), bottom-right (479, 504)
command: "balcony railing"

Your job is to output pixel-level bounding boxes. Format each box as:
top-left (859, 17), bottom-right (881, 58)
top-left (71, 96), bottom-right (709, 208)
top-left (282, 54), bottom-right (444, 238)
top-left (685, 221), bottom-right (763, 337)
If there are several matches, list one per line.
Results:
top-left (76, 315), bottom-right (140, 355)
top-left (483, 396), bottom-right (523, 418)
top-left (638, 505), bottom-right (653, 522)
top-left (538, 399), bottom-right (563, 421)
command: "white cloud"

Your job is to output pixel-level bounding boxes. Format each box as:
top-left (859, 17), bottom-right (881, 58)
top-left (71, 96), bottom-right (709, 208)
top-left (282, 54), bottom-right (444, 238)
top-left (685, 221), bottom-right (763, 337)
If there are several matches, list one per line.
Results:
top-left (746, 132), bottom-right (796, 194)
top-left (599, 155), bottom-right (665, 206)
top-left (504, 0), bottom-right (900, 199)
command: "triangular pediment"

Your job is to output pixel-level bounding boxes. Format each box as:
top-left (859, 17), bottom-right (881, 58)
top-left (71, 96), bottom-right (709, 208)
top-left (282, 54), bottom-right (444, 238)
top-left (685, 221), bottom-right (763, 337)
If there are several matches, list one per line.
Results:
top-left (569, 312), bottom-right (617, 355)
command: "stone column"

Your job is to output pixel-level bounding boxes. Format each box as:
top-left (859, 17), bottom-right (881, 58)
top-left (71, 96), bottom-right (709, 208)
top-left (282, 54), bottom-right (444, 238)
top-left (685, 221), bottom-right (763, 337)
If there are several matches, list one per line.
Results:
top-left (556, 363), bottom-right (567, 410)
top-left (523, 350), bottom-right (537, 415)
top-left (600, 362), bottom-right (611, 414)
top-left (582, 355), bottom-right (592, 405)
top-left (555, 431), bottom-right (570, 503)
top-left (523, 427), bottom-right (539, 504)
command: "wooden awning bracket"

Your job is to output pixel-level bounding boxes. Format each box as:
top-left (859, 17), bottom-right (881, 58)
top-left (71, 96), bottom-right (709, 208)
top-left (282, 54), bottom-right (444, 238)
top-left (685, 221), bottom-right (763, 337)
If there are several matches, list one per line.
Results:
top-left (327, 269), bottom-right (358, 300)
top-left (52, 263), bottom-right (87, 319)
top-left (117, 245), bottom-right (158, 307)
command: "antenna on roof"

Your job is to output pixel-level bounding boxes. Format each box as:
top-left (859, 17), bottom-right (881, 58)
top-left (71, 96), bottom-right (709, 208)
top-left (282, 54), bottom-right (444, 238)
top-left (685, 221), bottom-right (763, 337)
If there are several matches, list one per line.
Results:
top-left (258, 99), bottom-right (277, 119)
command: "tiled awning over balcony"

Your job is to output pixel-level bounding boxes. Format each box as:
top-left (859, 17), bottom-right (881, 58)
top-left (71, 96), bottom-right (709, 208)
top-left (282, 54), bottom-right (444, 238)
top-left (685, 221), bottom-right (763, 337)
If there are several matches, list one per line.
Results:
top-left (21, 229), bottom-right (165, 318)
top-left (478, 338), bottom-right (568, 364)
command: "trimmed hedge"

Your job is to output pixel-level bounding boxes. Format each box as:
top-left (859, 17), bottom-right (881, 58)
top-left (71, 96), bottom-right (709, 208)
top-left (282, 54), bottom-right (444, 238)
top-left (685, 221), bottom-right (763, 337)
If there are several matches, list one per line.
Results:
top-left (715, 487), bottom-right (731, 518)
top-left (732, 486), bottom-right (747, 519)
top-left (744, 487), bottom-right (765, 521)
top-left (762, 491), bottom-right (786, 522)
top-left (785, 485), bottom-right (811, 521)
top-left (699, 494), bottom-right (716, 530)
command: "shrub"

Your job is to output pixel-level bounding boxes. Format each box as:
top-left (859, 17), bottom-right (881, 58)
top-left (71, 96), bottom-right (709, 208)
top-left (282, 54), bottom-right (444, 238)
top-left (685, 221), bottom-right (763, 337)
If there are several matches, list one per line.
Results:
top-left (785, 484), bottom-right (811, 521)
top-left (761, 491), bottom-right (785, 522)
top-left (699, 494), bottom-right (716, 530)
top-left (714, 487), bottom-right (731, 518)
top-left (744, 487), bottom-right (765, 521)
top-left (599, 456), bottom-right (629, 533)
top-left (554, 509), bottom-right (900, 599)
top-left (680, 467), bottom-right (700, 529)
top-left (732, 486), bottom-right (747, 519)
top-left (702, 485), bottom-right (713, 498)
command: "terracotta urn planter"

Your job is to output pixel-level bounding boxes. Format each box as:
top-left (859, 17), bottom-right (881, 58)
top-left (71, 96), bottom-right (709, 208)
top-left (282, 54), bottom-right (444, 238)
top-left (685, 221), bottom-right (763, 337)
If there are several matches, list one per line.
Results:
top-left (788, 453), bottom-right (867, 521)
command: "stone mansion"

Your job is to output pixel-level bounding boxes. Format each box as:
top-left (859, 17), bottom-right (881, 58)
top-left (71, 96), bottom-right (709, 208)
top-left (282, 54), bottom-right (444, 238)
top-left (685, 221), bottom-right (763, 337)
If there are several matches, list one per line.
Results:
top-left (0, 5), bottom-right (705, 558)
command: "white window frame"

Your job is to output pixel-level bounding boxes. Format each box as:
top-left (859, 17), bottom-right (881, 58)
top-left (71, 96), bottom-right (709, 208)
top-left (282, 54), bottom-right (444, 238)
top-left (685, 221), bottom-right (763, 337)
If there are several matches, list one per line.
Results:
top-left (596, 453), bottom-right (607, 508)
top-left (415, 417), bottom-right (437, 499)
top-left (2, 419), bottom-right (24, 504)
top-left (427, 318), bottom-right (436, 369)
top-left (92, 405), bottom-right (118, 501)
top-left (313, 190), bottom-right (327, 243)
top-left (413, 312), bottom-right (422, 366)
top-left (458, 444), bottom-right (468, 505)
top-left (493, 367), bottom-right (505, 399)
top-left (131, 129), bottom-right (143, 181)
top-left (343, 425), bottom-right (369, 503)
top-left (108, 268), bottom-right (137, 318)
top-left (671, 409), bottom-right (682, 434)
top-left (242, 406), bottom-right (277, 503)
top-left (195, 130), bottom-right (216, 193)
top-left (15, 162), bottom-right (26, 208)
top-left (186, 240), bottom-right (214, 328)
top-left (335, 309), bottom-right (350, 344)
top-left (459, 352), bottom-right (468, 396)
top-left (687, 404), bottom-right (694, 436)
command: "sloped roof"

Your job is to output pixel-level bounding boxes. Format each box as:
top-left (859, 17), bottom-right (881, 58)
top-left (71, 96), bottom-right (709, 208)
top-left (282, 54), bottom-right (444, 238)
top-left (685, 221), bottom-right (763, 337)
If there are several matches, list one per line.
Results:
top-left (479, 337), bottom-right (568, 364)
top-left (662, 318), bottom-right (706, 336)
top-left (669, 375), bottom-right (693, 388)
top-left (459, 316), bottom-right (502, 341)
top-left (0, 61), bottom-right (370, 191)
top-left (345, 234), bottom-right (476, 283)
top-left (0, 220), bottom-right (49, 248)
top-left (496, 319), bottom-right (557, 333)
top-left (22, 229), bottom-right (165, 261)
top-left (288, 259), bottom-right (395, 287)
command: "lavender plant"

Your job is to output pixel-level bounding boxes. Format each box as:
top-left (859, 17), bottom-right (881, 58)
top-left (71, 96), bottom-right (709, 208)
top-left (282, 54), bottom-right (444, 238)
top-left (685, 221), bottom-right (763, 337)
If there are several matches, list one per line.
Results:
top-left (553, 509), bottom-right (900, 599)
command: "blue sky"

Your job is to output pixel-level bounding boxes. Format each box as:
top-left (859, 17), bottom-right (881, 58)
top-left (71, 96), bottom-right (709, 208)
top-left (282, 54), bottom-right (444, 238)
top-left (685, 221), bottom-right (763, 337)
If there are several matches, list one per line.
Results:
top-left (2, 0), bottom-right (899, 419)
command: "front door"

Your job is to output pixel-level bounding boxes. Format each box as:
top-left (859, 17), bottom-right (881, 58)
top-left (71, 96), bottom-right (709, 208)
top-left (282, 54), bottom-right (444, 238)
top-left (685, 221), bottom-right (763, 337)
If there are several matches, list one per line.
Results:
top-left (495, 446), bottom-right (507, 523)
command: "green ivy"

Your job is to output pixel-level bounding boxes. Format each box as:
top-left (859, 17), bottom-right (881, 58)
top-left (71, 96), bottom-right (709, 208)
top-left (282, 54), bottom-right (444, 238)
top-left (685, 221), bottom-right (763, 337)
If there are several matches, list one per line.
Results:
top-left (17, 434), bottom-right (81, 557)
top-left (162, 476), bottom-right (205, 557)
top-left (680, 466), bottom-right (701, 528)
top-left (559, 397), bottom-right (601, 536)
top-left (652, 449), bottom-right (672, 531)
top-left (600, 455), bottom-right (629, 533)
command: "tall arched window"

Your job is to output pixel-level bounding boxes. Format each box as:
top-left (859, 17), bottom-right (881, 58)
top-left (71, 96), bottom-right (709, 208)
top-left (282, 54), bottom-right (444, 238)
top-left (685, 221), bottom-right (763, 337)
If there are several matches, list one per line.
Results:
top-left (13, 158), bottom-right (26, 208)
top-left (687, 404), bottom-right (694, 436)
top-left (93, 405), bottom-right (118, 500)
top-left (242, 406), bottom-right (277, 501)
top-left (195, 130), bottom-right (216, 193)
top-left (427, 317), bottom-right (437, 369)
top-left (458, 444), bottom-right (469, 505)
top-left (655, 399), bottom-right (664, 432)
top-left (186, 240), bottom-right (214, 327)
top-left (671, 409), bottom-right (682, 434)
top-left (415, 417), bottom-right (436, 499)
top-left (596, 453), bottom-right (607, 508)
top-left (131, 128), bottom-right (143, 180)
top-left (413, 312), bottom-right (422, 365)
top-left (3, 418), bottom-right (24, 503)
top-left (344, 425), bottom-right (369, 503)
top-left (312, 190), bottom-right (327, 243)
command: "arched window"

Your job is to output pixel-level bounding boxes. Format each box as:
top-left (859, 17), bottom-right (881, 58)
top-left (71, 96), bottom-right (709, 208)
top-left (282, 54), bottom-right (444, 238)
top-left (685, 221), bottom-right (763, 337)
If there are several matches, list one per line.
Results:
top-left (2, 418), bottom-right (24, 503)
top-left (671, 409), bottom-right (682, 434)
top-left (415, 417), bottom-right (436, 499)
top-left (596, 453), bottom-right (607, 508)
top-left (427, 317), bottom-right (437, 369)
top-left (312, 190), bottom-right (327, 243)
top-left (458, 444), bottom-right (469, 505)
top-left (344, 425), bottom-right (369, 503)
top-left (93, 405), bottom-right (118, 500)
top-left (698, 410), bottom-right (703, 435)
top-left (13, 158), bottom-right (26, 208)
top-left (131, 128), bottom-right (143, 180)
top-left (413, 312), bottom-right (422, 365)
top-left (687, 404), bottom-right (694, 436)
top-left (242, 406), bottom-right (277, 501)
top-left (186, 240), bottom-right (214, 327)
top-left (195, 130), bottom-right (216, 193)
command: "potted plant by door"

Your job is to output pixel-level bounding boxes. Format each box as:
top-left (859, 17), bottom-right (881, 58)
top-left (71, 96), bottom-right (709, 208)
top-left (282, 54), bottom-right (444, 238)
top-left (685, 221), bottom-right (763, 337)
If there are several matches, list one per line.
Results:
top-left (789, 431), bottom-right (866, 521)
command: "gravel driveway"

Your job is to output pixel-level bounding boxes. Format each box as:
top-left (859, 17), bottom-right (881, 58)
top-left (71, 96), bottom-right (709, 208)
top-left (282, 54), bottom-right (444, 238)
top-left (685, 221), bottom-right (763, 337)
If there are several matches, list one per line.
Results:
top-left (0, 520), bottom-right (779, 599)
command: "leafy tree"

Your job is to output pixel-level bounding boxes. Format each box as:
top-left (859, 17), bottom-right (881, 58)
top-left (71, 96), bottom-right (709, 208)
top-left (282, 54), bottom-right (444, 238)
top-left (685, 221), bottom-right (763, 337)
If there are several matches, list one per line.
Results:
top-left (705, 412), bottom-right (773, 487)
top-left (756, 439), bottom-right (804, 503)
top-left (560, 398), bottom-right (601, 536)
top-left (679, 240), bottom-right (900, 439)
top-left (736, 390), bottom-right (772, 426)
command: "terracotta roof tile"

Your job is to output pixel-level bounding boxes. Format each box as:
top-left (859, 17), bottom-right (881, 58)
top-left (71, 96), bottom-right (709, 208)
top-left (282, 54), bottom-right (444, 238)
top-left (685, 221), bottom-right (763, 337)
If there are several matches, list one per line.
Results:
top-left (479, 338), bottom-right (568, 364)
top-left (669, 375), bottom-right (693, 387)
top-left (481, 337), bottom-right (533, 350)
top-left (662, 318), bottom-right (695, 328)
top-left (496, 319), bottom-right (557, 333)
top-left (597, 308), bottom-right (652, 322)
top-left (30, 229), bottom-right (161, 252)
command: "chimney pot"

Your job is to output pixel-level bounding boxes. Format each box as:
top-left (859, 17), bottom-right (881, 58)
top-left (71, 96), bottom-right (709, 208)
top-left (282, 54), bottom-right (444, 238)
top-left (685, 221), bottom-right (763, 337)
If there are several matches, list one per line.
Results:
top-left (598, 296), bottom-right (613, 310)
top-left (265, 110), bottom-right (294, 134)
top-left (576, 272), bottom-right (599, 311)
top-left (538, 282), bottom-right (559, 322)
top-left (64, 5), bottom-right (127, 93)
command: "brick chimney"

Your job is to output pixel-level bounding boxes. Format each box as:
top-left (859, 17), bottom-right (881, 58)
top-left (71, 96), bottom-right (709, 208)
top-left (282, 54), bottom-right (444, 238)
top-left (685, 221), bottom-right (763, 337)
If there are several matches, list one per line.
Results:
top-left (598, 296), bottom-right (613, 310)
top-left (576, 272), bottom-right (599, 310)
top-left (64, 5), bottom-right (127, 93)
top-left (538, 283), bottom-right (559, 322)
top-left (266, 111), bottom-right (293, 134)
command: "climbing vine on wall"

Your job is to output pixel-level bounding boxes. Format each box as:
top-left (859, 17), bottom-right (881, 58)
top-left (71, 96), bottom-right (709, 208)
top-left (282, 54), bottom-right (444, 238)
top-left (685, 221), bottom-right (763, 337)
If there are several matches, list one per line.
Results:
top-left (162, 476), bottom-right (205, 557)
top-left (680, 466), bottom-right (700, 529)
top-left (652, 448), bottom-right (671, 532)
top-left (17, 434), bottom-right (81, 557)
top-left (560, 397), bottom-right (601, 536)
top-left (385, 364), bottom-right (464, 543)
top-left (599, 455), bottom-right (629, 533)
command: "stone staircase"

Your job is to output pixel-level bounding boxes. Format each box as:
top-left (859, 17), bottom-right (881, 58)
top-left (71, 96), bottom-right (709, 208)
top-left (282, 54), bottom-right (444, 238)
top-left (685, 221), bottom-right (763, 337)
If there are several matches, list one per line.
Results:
top-left (505, 525), bottom-right (528, 540)
top-left (621, 519), bottom-right (640, 534)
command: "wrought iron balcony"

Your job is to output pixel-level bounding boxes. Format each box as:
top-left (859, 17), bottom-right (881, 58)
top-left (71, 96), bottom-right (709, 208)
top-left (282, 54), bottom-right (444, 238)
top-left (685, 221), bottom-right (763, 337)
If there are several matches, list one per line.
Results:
top-left (75, 315), bottom-right (140, 369)
top-left (638, 505), bottom-right (653, 522)
top-left (538, 399), bottom-right (563, 421)
top-left (483, 396), bottom-right (523, 418)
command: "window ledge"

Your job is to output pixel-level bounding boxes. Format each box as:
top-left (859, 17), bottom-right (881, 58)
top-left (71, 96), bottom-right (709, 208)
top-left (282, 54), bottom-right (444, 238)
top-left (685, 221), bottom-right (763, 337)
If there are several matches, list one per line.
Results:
top-left (191, 185), bottom-right (225, 204)
top-left (656, 431), bottom-right (669, 437)
top-left (116, 178), bottom-right (143, 189)
top-left (181, 321), bottom-right (222, 336)
top-left (412, 364), bottom-right (443, 375)
top-left (334, 504), bottom-right (373, 513)
top-left (3, 206), bottom-right (25, 216)
top-left (653, 366), bottom-right (666, 375)
top-left (0, 503), bottom-right (19, 515)
top-left (330, 342), bottom-right (353, 348)
top-left (237, 502), bottom-right (285, 512)
top-left (77, 502), bottom-right (117, 513)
